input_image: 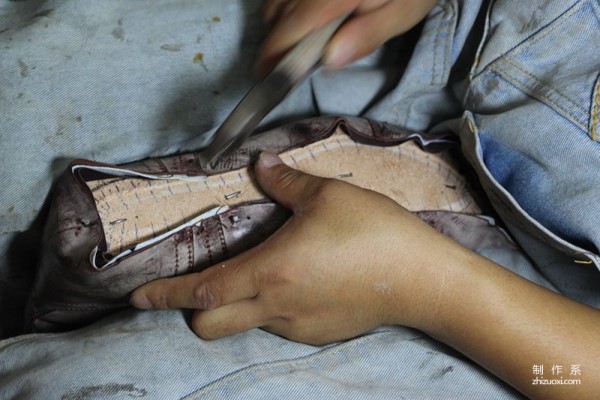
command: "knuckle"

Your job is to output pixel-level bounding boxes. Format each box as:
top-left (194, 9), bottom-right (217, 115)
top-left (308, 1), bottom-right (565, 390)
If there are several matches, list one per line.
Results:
top-left (193, 283), bottom-right (220, 310)
top-left (153, 292), bottom-right (172, 310)
top-left (274, 168), bottom-right (304, 190)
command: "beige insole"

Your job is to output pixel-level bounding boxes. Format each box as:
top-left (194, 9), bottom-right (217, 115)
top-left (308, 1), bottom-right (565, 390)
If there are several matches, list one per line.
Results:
top-left (88, 129), bottom-right (480, 255)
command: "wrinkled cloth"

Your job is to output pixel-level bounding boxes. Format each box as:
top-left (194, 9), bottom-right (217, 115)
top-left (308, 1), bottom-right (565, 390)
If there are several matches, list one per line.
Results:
top-left (0, 0), bottom-right (402, 338)
top-left (1, 0), bottom-right (599, 398)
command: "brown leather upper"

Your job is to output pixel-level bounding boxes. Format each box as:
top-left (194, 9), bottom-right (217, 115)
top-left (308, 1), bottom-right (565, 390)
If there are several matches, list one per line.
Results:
top-left (26, 116), bottom-right (461, 332)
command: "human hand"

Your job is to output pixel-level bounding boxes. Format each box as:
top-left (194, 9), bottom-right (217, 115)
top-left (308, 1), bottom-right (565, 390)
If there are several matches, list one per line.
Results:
top-left (130, 154), bottom-right (600, 400)
top-left (130, 151), bottom-right (469, 345)
top-left (255, 0), bottom-right (438, 74)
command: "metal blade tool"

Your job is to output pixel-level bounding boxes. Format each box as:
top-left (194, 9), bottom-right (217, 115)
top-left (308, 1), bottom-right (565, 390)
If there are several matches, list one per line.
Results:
top-left (202, 15), bottom-right (348, 167)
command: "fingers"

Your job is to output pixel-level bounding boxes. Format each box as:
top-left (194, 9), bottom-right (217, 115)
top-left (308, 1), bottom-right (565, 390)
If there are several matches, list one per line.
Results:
top-left (256, 0), bottom-right (438, 73)
top-left (129, 153), bottom-right (327, 342)
top-left (256, 0), bottom-right (361, 74)
top-left (254, 151), bottom-right (324, 211)
top-left (132, 273), bottom-right (281, 341)
top-left (190, 300), bottom-right (275, 340)
top-left (323, 0), bottom-right (428, 69)
top-left (130, 256), bottom-right (260, 311)
top-left (262, 0), bottom-right (296, 26)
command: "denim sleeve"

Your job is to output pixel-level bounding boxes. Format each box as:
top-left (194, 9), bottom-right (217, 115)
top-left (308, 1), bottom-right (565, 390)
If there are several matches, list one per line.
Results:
top-left (457, 0), bottom-right (600, 306)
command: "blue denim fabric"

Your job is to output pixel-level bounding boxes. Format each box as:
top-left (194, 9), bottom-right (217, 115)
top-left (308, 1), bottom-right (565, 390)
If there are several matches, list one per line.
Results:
top-left (366, 0), bottom-right (600, 306)
top-left (0, 311), bottom-right (523, 399)
top-left (0, 0), bottom-right (598, 398)
top-left (0, 0), bottom-right (391, 338)
top-left (0, 0), bottom-right (285, 337)
top-left (453, 0), bottom-right (600, 307)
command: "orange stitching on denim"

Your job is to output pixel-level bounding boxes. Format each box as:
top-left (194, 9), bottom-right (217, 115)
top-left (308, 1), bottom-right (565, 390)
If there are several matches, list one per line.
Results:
top-left (489, 63), bottom-right (584, 130)
top-left (508, 2), bottom-right (582, 59)
top-left (501, 59), bottom-right (583, 116)
top-left (473, 1), bottom-right (582, 81)
top-left (592, 78), bottom-right (600, 142)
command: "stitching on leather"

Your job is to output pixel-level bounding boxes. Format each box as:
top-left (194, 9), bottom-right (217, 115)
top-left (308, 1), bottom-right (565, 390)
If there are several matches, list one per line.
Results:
top-left (174, 233), bottom-right (180, 275)
top-left (203, 221), bottom-right (214, 265)
top-left (193, 152), bottom-right (201, 169)
top-left (177, 154), bottom-right (186, 172)
top-left (155, 158), bottom-right (169, 173)
top-left (150, 158), bottom-right (169, 174)
top-left (217, 216), bottom-right (229, 260)
top-left (592, 77), bottom-right (600, 141)
top-left (186, 227), bottom-right (193, 273)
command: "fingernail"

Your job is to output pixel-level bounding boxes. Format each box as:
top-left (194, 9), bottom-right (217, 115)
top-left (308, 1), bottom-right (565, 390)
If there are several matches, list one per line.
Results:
top-left (130, 293), bottom-right (153, 310)
top-left (323, 41), bottom-right (354, 70)
top-left (258, 151), bottom-right (283, 168)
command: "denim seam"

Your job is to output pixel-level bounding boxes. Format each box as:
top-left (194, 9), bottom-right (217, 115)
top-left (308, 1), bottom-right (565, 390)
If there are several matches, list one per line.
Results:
top-left (591, 76), bottom-right (600, 142)
top-left (443, 1), bottom-right (455, 83)
top-left (183, 329), bottom-right (416, 399)
top-left (501, 59), bottom-right (585, 117)
top-left (432, 13), bottom-right (441, 85)
top-left (468, 0), bottom-right (493, 80)
top-left (593, 0), bottom-right (600, 23)
top-left (174, 232), bottom-right (180, 275)
top-left (472, 0), bottom-right (582, 80)
top-left (432, 0), bottom-right (456, 86)
top-left (502, 1), bottom-right (582, 60)
top-left (460, 114), bottom-right (599, 265)
top-left (477, 151), bottom-right (596, 261)
top-left (487, 63), bottom-right (587, 132)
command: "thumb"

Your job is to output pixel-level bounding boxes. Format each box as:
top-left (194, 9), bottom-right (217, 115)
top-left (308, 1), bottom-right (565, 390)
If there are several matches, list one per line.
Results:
top-left (254, 151), bottom-right (324, 211)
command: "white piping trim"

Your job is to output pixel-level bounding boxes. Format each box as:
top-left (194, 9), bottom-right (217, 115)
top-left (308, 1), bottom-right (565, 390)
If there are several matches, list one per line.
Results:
top-left (92, 205), bottom-right (229, 269)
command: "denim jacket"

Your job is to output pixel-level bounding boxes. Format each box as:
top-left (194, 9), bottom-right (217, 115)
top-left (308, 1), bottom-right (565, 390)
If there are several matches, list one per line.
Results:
top-left (369, 0), bottom-right (600, 307)
top-left (0, 1), bottom-right (597, 398)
